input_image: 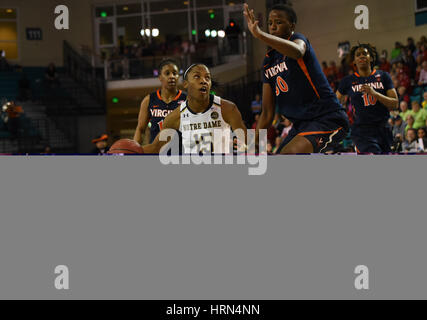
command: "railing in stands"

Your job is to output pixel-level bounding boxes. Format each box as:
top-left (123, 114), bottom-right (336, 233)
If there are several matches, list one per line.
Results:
top-left (104, 35), bottom-right (248, 81)
top-left (220, 69), bottom-right (263, 126)
top-left (63, 40), bottom-right (106, 107)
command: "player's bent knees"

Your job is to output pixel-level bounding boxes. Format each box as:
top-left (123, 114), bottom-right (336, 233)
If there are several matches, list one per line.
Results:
top-left (281, 136), bottom-right (313, 154)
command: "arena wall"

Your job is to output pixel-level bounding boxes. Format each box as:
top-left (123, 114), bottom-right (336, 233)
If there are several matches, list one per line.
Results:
top-left (1, 0), bottom-right (95, 66)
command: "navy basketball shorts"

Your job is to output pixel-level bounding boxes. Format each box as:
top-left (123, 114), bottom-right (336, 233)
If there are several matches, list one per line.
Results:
top-left (351, 125), bottom-right (393, 154)
top-left (277, 109), bottom-right (350, 153)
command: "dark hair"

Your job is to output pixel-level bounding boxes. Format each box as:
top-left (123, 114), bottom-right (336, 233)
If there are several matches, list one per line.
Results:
top-left (407, 128), bottom-right (418, 137)
top-left (183, 63), bottom-right (208, 80)
top-left (270, 4), bottom-right (297, 24)
top-left (349, 43), bottom-right (378, 69)
top-left (158, 59), bottom-right (179, 73)
top-left (183, 63), bottom-right (220, 92)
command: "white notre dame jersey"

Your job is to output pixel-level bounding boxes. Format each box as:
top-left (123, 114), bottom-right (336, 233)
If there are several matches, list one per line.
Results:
top-left (179, 95), bottom-right (232, 154)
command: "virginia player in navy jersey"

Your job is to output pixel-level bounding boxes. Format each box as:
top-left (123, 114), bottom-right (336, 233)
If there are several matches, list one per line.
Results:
top-left (134, 59), bottom-right (186, 144)
top-left (244, 4), bottom-right (349, 154)
top-left (337, 44), bottom-right (399, 153)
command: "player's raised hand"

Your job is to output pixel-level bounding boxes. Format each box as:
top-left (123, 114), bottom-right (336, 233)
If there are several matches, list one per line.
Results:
top-left (243, 3), bottom-right (262, 38)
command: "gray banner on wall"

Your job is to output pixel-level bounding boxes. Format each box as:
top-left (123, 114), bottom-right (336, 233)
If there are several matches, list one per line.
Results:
top-left (0, 155), bottom-right (426, 299)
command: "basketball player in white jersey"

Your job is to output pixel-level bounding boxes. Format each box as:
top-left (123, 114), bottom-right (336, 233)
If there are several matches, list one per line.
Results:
top-left (143, 64), bottom-right (247, 154)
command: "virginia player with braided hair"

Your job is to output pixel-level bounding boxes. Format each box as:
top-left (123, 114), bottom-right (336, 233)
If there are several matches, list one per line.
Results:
top-left (134, 59), bottom-right (186, 145)
top-left (337, 43), bottom-right (399, 153)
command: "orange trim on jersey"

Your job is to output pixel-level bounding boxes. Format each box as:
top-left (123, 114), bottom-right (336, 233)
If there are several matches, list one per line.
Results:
top-left (173, 90), bottom-right (182, 101)
top-left (265, 49), bottom-right (274, 58)
top-left (354, 69), bottom-right (377, 78)
top-left (297, 58), bottom-right (320, 99)
top-left (297, 127), bottom-right (343, 137)
top-left (157, 90), bottom-right (182, 102)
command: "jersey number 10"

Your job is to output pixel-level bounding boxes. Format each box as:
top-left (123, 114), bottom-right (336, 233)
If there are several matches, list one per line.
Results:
top-left (158, 120), bottom-right (164, 131)
top-left (362, 94), bottom-right (377, 107)
top-left (275, 76), bottom-right (289, 96)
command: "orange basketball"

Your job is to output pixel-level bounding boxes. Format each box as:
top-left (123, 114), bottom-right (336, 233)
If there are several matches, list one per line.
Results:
top-left (107, 139), bottom-right (144, 154)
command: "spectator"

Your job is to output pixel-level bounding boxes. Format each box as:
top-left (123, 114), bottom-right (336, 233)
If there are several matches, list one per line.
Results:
top-left (45, 63), bottom-right (60, 87)
top-left (407, 37), bottom-right (416, 54)
top-left (397, 86), bottom-right (410, 104)
top-left (403, 48), bottom-right (417, 79)
top-left (402, 128), bottom-right (418, 153)
top-left (418, 61), bottom-right (427, 87)
top-left (392, 115), bottom-right (406, 143)
top-left (390, 42), bottom-right (403, 64)
top-left (399, 101), bottom-right (412, 121)
top-left (422, 91), bottom-right (427, 109)
top-left (251, 93), bottom-right (262, 115)
top-left (417, 127), bottom-right (427, 152)
top-left (405, 114), bottom-right (415, 133)
top-left (91, 134), bottom-right (110, 155)
top-left (379, 52), bottom-right (391, 73)
top-left (396, 61), bottom-right (410, 89)
top-left (418, 43), bottom-right (427, 64)
top-left (18, 73), bottom-right (31, 101)
top-left (411, 101), bottom-right (427, 129)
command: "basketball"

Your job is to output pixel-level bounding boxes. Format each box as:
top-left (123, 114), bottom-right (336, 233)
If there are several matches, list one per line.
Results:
top-left (108, 139), bottom-right (144, 154)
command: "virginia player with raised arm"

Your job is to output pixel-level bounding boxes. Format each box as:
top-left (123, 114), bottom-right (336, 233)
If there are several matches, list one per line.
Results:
top-left (244, 3), bottom-right (349, 154)
top-left (336, 44), bottom-right (399, 153)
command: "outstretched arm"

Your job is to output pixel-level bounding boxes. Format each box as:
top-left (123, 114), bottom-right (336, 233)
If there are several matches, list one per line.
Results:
top-left (133, 95), bottom-right (150, 145)
top-left (143, 107), bottom-right (180, 154)
top-left (243, 3), bottom-right (306, 60)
